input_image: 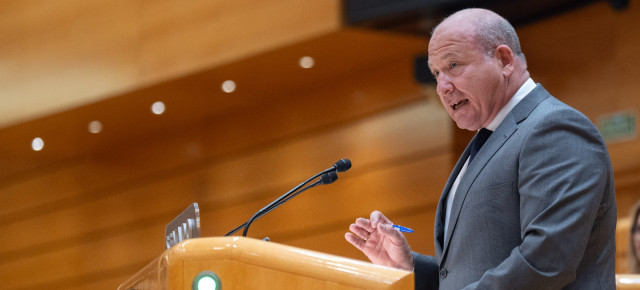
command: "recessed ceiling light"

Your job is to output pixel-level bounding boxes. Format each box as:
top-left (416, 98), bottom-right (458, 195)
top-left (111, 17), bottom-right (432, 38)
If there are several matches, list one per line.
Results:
top-left (222, 80), bottom-right (236, 93)
top-left (88, 120), bottom-right (103, 134)
top-left (32, 137), bottom-right (44, 151)
top-left (299, 56), bottom-right (315, 69)
top-left (152, 101), bottom-right (166, 115)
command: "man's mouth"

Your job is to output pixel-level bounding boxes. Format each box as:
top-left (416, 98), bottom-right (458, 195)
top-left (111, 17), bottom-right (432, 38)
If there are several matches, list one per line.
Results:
top-left (452, 99), bottom-right (469, 110)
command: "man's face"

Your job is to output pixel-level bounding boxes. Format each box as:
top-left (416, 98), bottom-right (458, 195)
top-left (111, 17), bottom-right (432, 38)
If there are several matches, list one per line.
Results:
top-left (428, 24), bottom-right (508, 131)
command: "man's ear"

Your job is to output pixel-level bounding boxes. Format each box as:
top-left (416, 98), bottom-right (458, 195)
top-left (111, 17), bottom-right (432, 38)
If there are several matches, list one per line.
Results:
top-left (495, 45), bottom-right (515, 76)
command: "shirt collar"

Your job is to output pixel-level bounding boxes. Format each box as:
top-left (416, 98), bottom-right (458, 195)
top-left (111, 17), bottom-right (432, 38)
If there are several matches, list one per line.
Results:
top-left (485, 78), bottom-right (536, 131)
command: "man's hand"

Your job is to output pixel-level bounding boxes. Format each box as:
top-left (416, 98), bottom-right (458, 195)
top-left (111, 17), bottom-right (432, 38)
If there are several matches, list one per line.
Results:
top-left (345, 210), bottom-right (414, 271)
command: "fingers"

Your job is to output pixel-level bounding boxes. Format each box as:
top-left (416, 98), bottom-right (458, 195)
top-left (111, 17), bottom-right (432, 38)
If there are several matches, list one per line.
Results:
top-left (345, 214), bottom-right (379, 253)
top-left (349, 222), bottom-right (372, 241)
top-left (344, 232), bottom-right (365, 250)
top-left (377, 223), bottom-right (407, 245)
top-left (347, 211), bottom-right (393, 238)
top-left (354, 217), bottom-right (374, 232)
top-left (377, 222), bottom-right (399, 236)
top-left (370, 210), bottom-right (392, 229)
top-left (346, 211), bottom-right (399, 252)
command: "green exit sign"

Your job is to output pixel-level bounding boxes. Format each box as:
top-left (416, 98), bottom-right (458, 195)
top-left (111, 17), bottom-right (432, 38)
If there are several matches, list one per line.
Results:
top-left (597, 111), bottom-right (636, 143)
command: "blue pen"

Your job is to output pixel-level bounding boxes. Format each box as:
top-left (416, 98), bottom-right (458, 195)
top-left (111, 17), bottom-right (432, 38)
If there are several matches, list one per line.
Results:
top-left (393, 224), bottom-right (414, 233)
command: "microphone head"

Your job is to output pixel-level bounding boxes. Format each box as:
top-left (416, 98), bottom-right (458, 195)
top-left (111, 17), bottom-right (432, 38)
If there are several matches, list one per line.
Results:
top-left (320, 171), bottom-right (338, 184)
top-left (334, 159), bottom-right (351, 172)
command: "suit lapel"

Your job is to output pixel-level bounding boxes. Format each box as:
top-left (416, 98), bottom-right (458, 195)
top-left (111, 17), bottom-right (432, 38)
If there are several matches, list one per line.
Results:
top-left (434, 150), bottom-right (470, 257)
top-left (438, 84), bottom-right (550, 264)
top-left (440, 121), bottom-right (517, 261)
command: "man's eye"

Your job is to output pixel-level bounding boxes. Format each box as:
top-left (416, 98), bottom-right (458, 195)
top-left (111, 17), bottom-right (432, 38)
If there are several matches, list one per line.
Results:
top-left (450, 62), bottom-right (458, 69)
top-left (432, 71), bottom-right (439, 77)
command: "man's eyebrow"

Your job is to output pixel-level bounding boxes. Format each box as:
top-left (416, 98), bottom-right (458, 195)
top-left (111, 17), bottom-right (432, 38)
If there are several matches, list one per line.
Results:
top-left (441, 51), bottom-right (458, 60)
top-left (429, 51), bottom-right (458, 63)
top-left (428, 52), bottom-right (457, 70)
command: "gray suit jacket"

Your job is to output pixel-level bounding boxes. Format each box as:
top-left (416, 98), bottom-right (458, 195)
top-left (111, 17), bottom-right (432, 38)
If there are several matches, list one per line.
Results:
top-left (413, 85), bottom-right (617, 289)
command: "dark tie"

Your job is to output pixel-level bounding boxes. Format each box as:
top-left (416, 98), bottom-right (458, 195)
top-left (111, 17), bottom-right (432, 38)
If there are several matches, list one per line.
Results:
top-left (469, 128), bottom-right (493, 164)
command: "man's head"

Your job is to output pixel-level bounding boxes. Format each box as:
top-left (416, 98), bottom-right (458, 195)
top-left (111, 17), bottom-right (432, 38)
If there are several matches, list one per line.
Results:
top-left (428, 8), bottom-right (530, 131)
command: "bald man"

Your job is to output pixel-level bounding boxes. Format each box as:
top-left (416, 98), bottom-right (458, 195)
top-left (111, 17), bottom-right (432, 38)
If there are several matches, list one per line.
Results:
top-left (346, 8), bottom-right (616, 290)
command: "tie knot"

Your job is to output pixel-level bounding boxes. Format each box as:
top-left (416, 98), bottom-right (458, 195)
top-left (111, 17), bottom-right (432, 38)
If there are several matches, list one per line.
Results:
top-left (469, 129), bottom-right (493, 164)
top-left (477, 128), bottom-right (493, 143)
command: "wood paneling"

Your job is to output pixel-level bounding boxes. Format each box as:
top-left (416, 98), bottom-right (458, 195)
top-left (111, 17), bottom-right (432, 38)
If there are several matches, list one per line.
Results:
top-left (0, 99), bottom-right (451, 288)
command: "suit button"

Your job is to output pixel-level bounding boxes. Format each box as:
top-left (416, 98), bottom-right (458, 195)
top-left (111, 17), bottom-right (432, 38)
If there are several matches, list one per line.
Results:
top-left (439, 268), bottom-right (447, 279)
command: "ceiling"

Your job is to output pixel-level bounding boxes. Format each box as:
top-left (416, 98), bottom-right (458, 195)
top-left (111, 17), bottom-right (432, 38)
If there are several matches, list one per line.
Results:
top-left (343, 0), bottom-right (627, 36)
top-left (0, 28), bottom-right (429, 182)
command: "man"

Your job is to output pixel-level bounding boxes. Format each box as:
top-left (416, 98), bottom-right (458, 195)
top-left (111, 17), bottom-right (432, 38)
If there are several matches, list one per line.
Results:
top-left (345, 8), bottom-right (617, 289)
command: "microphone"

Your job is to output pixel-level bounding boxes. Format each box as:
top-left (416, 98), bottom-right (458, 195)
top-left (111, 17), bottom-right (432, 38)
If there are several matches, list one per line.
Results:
top-left (320, 170), bottom-right (339, 184)
top-left (224, 159), bottom-right (349, 237)
top-left (333, 159), bottom-right (351, 172)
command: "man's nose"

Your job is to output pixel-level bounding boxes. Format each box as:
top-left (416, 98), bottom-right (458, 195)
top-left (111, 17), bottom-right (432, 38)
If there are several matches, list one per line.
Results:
top-left (436, 74), bottom-right (454, 97)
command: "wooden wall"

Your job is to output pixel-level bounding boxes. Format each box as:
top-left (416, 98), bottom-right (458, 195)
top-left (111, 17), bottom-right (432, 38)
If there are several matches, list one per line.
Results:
top-left (1, 1), bottom-right (640, 289)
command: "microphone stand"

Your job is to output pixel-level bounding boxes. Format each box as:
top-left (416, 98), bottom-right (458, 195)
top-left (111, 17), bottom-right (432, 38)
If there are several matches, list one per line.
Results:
top-left (224, 159), bottom-right (350, 237)
top-left (240, 171), bottom-right (336, 237)
top-left (224, 171), bottom-right (336, 237)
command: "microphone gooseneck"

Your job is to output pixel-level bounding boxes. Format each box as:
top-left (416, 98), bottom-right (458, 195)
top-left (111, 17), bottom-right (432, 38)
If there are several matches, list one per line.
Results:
top-left (224, 159), bottom-right (350, 237)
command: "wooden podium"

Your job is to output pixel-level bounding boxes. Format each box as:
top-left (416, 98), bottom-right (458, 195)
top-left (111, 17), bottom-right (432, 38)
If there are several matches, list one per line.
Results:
top-left (617, 274), bottom-right (640, 290)
top-left (118, 237), bottom-right (414, 290)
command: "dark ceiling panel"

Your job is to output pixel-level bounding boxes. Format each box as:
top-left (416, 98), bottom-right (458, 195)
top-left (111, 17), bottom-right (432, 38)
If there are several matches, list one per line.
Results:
top-left (344, 0), bottom-right (627, 36)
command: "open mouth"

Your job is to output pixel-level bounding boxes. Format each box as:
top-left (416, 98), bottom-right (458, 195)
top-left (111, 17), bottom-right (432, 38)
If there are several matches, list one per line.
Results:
top-left (452, 99), bottom-right (469, 110)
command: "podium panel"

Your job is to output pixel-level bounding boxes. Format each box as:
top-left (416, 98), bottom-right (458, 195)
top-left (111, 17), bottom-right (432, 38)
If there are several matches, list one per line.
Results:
top-left (119, 237), bottom-right (413, 290)
top-left (617, 274), bottom-right (640, 290)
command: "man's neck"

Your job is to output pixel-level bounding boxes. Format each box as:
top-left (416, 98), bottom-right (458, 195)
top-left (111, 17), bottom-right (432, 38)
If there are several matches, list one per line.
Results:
top-left (485, 77), bottom-right (535, 131)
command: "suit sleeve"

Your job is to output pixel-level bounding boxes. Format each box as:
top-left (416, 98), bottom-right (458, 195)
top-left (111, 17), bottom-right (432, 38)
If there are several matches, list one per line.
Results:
top-left (464, 109), bottom-right (614, 289)
top-left (412, 252), bottom-right (439, 290)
